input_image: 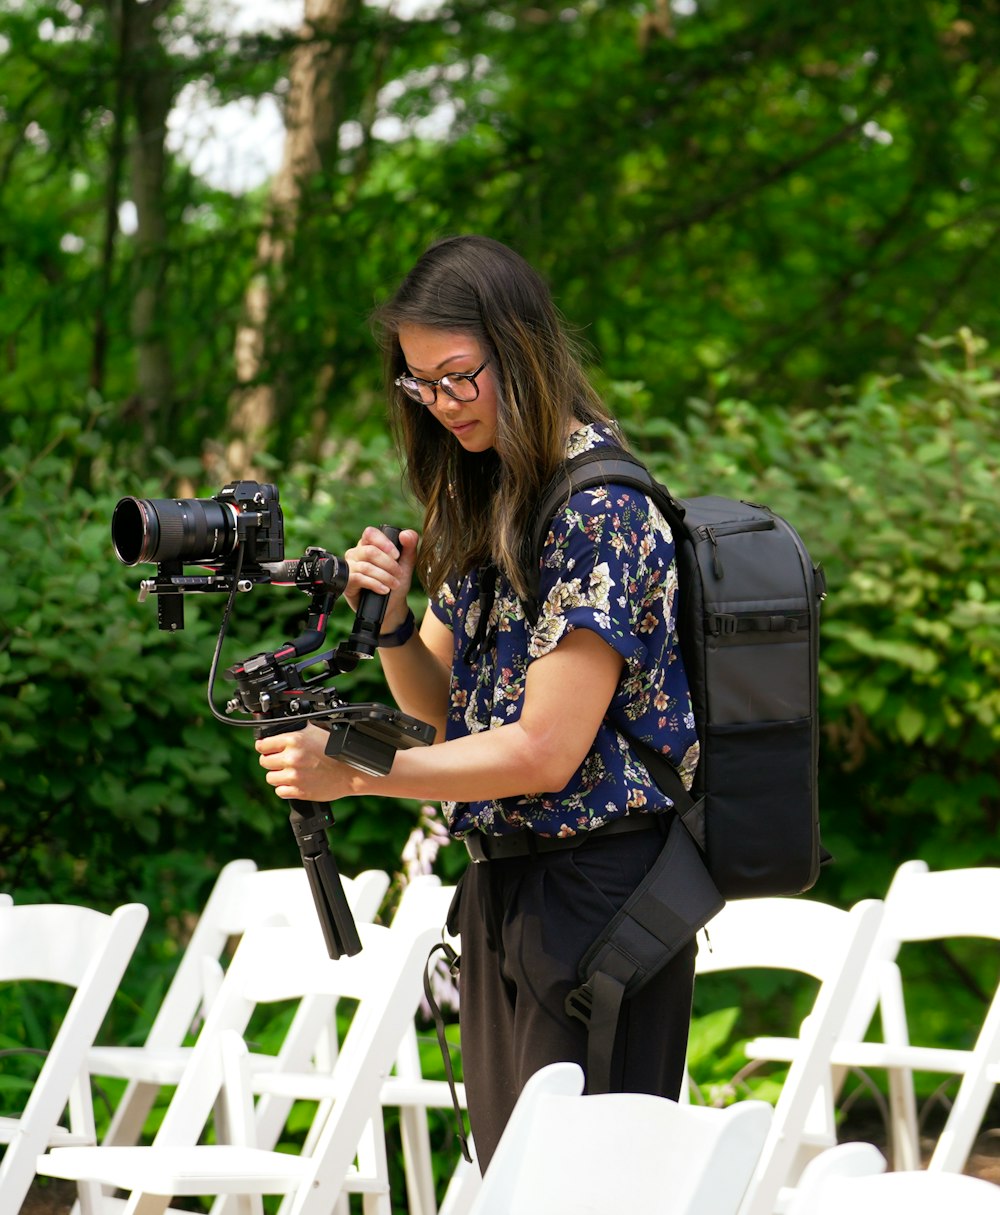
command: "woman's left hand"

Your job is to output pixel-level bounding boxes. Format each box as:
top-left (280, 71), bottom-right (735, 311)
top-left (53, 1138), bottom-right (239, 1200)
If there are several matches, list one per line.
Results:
top-left (255, 723), bottom-right (363, 802)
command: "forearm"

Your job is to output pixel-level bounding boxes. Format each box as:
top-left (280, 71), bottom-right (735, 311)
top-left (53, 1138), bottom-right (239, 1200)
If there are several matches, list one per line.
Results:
top-left (333, 719), bottom-right (569, 803)
top-left (257, 716), bottom-right (580, 807)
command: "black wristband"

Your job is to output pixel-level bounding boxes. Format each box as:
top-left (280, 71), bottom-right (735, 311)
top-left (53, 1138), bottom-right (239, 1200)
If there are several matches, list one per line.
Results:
top-left (377, 608), bottom-right (416, 648)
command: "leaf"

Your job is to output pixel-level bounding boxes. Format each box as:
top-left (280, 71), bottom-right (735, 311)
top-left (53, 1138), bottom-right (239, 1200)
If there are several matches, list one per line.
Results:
top-left (896, 703), bottom-right (925, 744)
top-left (836, 628), bottom-right (938, 675)
top-left (686, 1007), bottom-right (740, 1069)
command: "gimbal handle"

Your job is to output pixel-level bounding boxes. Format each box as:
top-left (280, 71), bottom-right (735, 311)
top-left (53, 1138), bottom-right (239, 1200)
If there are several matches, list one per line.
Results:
top-left (256, 719), bottom-right (362, 959)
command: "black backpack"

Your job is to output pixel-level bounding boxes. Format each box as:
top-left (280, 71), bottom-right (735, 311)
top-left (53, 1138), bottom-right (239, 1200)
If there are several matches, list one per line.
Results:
top-left (426, 447), bottom-right (829, 1114)
top-left (528, 447), bottom-right (828, 900)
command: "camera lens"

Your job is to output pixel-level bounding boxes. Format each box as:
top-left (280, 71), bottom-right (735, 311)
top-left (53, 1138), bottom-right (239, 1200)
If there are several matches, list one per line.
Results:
top-left (112, 496), bottom-right (238, 566)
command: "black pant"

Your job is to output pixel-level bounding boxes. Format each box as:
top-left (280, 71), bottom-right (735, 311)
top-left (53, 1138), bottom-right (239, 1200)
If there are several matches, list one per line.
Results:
top-left (455, 825), bottom-right (697, 1171)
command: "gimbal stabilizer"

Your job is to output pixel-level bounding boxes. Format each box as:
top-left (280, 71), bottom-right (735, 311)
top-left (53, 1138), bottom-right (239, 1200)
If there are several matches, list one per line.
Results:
top-left (223, 539), bottom-right (434, 958)
top-left (112, 486), bottom-right (433, 958)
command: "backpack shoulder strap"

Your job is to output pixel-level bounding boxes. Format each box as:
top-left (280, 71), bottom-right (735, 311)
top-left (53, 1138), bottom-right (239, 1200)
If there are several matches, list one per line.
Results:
top-left (528, 448), bottom-right (687, 621)
top-left (565, 816), bottom-right (724, 1093)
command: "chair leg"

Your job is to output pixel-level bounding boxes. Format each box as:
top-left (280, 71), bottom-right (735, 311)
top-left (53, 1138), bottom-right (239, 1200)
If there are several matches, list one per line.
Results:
top-left (73, 1179), bottom-right (108, 1215)
top-left (359, 1114), bottom-right (392, 1215)
top-left (399, 1102), bottom-right (438, 1215)
top-left (886, 1064), bottom-right (921, 1170)
top-left (122, 1193), bottom-right (173, 1215)
top-left (926, 1065), bottom-right (995, 1174)
top-left (103, 1080), bottom-right (161, 1147)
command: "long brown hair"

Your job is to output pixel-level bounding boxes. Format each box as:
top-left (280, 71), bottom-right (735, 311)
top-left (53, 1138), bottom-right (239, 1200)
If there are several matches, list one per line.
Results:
top-left (373, 235), bottom-right (614, 600)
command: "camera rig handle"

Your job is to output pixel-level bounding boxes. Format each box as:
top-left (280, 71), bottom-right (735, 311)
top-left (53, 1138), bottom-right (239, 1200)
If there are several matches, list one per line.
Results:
top-left (340, 526), bottom-right (402, 660)
top-left (256, 719), bottom-right (362, 959)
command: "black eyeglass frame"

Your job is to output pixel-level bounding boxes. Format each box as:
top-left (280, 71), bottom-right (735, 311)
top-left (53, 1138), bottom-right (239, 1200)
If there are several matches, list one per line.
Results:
top-left (394, 360), bottom-right (489, 406)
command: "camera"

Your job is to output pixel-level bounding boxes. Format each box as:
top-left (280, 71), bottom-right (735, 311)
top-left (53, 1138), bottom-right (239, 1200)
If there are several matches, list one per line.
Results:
top-left (112, 480), bottom-right (283, 568)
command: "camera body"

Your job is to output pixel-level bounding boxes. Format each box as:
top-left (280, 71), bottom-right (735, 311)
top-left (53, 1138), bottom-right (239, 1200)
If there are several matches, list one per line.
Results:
top-left (112, 480), bottom-right (283, 569)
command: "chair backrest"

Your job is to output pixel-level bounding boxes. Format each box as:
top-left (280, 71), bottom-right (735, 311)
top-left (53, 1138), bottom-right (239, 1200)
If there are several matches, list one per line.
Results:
top-left (151, 918), bottom-right (430, 1137)
top-left (880, 861), bottom-right (1000, 945)
top-left (787, 1163), bottom-right (1000, 1215)
top-left (782, 1140), bottom-right (887, 1203)
top-left (693, 897), bottom-right (884, 1215)
top-left (858, 862), bottom-right (1000, 1174)
top-left (836, 860), bottom-right (1000, 1044)
top-left (468, 1062), bottom-right (772, 1215)
top-left (147, 920), bottom-right (440, 1191)
top-left (142, 860), bottom-right (390, 1051)
top-left (0, 901), bottom-right (148, 1212)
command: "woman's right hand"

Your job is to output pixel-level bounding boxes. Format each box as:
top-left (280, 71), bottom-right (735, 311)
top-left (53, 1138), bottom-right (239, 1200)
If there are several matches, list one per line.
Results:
top-left (343, 526), bottom-right (420, 630)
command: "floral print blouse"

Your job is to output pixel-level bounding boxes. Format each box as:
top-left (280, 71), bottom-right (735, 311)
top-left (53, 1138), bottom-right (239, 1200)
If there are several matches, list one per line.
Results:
top-left (429, 422), bottom-right (700, 838)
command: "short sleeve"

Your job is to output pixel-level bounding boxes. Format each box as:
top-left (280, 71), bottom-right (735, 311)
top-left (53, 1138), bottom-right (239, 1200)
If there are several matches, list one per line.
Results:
top-left (527, 484), bottom-right (675, 676)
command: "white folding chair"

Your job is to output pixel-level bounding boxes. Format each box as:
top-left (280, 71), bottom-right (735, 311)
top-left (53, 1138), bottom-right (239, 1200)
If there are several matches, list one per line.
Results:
top-left (88, 860), bottom-right (389, 1148)
top-left (466, 1060), bottom-right (772, 1215)
top-left (0, 901), bottom-right (148, 1215)
top-left (745, 861), bottom-right (1000, 1172)
top-left (37, 916), bottom-right (442, 1215)
top-left (785, 1140), bottom-right (1000, 1215)
top-left (925, 939), bottom-right (1000, 1173)
top-left (689, 896), bottom-right (884, 1215)
top-left (782, 1140), bottom-right (887, 1201)
top-left (376, 875), bottom-right (474, 1215)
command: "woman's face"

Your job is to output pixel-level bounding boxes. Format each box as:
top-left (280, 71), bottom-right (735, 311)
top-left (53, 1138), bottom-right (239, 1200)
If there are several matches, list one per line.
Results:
top-left (397, 324), bottom-right (498, 453)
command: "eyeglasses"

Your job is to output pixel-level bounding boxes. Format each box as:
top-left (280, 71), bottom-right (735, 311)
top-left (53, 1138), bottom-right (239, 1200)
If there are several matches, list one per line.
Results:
top-left (394, 360), bottom-right (489, 406)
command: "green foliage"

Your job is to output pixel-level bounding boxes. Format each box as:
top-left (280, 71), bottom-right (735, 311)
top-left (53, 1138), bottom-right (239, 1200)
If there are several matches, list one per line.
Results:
top-left (4, 2), bottom-right (1000, 454)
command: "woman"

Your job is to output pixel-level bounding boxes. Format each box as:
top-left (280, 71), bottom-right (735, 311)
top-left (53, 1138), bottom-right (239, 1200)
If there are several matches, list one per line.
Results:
top-left (256, 234), bottom-right (700, 1168)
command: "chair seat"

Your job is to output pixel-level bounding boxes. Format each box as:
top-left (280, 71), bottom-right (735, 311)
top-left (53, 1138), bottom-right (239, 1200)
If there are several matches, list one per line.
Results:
top-left (380, 1077), bottom-right (467, 1108)
top-left (747, 1035), bottom-right (974, 1074)
top-left (0, 1118), bottom-right (94, 1148)
top-left (87, 1045), bottom-right (191, 1084)
top-left (38, 1145), bottom-right (387, 1197)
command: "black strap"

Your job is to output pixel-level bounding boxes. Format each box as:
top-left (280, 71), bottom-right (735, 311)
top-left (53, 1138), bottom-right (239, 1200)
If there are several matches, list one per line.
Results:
top-left (565, 817), bottom-right (724, 1094)
top-left (423, 940), bottom-right (473, 1164)
top-left (463, 563), bottom-right (498, 665)
top-left (582, 971), bottom-right (628, 1097)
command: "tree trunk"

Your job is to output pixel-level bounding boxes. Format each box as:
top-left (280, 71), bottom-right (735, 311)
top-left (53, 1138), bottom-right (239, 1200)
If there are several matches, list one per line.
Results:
top-left (126, 0), bottom-right (175, 448)
top-left (91, 0), bottom-right (130, 396)
top-left (226, 0), bottom-right (358, 478)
